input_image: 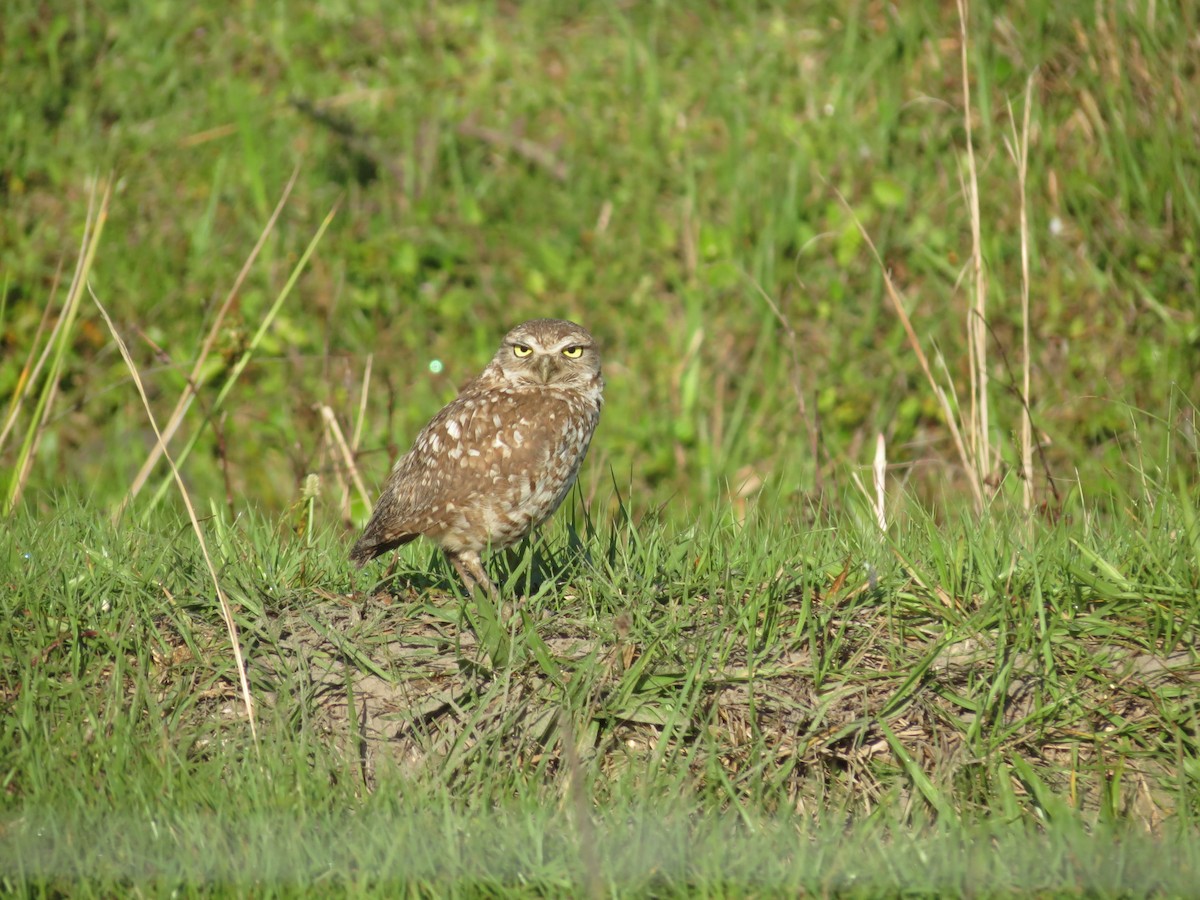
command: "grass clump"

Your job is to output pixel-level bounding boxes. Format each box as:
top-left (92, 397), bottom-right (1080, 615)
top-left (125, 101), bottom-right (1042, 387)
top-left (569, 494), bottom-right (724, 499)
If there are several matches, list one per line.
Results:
top-left (3, 486), bottom-right (1199, 894)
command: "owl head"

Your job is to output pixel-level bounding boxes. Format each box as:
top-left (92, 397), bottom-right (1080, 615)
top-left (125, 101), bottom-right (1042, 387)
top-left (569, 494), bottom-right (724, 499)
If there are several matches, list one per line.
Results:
top-left (488, 318), bottom-right (602, 389)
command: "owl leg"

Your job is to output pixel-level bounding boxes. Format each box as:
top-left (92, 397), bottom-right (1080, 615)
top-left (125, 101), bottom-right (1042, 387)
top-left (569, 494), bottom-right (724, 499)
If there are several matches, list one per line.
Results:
top-left (447, 550), bottom-right (498, 599)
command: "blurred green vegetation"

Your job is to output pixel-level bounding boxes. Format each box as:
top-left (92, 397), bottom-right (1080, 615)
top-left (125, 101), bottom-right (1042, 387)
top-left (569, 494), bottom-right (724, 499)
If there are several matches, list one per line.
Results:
top-left (2, 0), bottom-right (1198, 523)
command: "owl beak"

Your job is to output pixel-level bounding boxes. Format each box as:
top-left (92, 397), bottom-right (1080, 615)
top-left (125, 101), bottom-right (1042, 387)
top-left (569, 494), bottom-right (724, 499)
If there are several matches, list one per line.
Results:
top-left (534, 355), bottom-right (555, 383)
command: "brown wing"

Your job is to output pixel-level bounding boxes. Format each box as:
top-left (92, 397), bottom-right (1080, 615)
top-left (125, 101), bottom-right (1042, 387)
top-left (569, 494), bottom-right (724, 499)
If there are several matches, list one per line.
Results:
top-left (349, 386), bottom-right (596, 564)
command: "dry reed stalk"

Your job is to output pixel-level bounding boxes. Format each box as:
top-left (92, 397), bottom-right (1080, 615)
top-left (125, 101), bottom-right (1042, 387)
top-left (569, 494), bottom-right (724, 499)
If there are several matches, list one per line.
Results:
top-left (1005, 76), bottom-right (1037, 515)
top-left (957, 0), bottom-right (992, 490)
top-left (351, 353), bottom-right (373, 461)
top-left (93, 291), bottom-right (259, 748)
top-left (848, 433), bottom-right (889, 534)
top-left (319, 404), bottom-right (373, 515)
top-left (840, 187), bottom-right (986, 511)
top-left (873, 433), bottom-right (887, 532)
top-left (343, 353), bottom-right (374, 519)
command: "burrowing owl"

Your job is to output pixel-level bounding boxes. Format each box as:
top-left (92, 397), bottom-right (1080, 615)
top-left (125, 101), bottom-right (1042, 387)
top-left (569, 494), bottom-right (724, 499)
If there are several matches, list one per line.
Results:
top-left (350, 318), bottom-right (603, 597)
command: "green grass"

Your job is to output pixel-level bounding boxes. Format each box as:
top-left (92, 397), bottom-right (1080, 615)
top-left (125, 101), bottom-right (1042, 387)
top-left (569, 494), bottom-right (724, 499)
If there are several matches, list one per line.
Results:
top-left (4, 0), bottom-right (1198, 513)
top-left (3, 0), bottom-right (1200, 894)
top-left (3, 489), bottom-right (1200, 895)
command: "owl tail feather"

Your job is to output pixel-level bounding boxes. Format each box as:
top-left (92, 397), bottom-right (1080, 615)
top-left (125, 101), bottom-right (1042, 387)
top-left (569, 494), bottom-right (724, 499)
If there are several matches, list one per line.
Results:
top-left (349, 529), bottom-right (417, 567)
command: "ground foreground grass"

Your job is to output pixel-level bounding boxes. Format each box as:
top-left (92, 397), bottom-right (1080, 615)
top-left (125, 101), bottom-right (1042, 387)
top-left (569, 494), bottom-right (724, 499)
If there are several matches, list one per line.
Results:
top-left (3, 484), bottom-right (1199, 895)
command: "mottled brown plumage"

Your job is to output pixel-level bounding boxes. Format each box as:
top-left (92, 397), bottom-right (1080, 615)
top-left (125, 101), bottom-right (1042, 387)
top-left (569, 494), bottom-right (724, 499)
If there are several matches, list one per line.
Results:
top-left (350, 319), bottom-right (603, 596)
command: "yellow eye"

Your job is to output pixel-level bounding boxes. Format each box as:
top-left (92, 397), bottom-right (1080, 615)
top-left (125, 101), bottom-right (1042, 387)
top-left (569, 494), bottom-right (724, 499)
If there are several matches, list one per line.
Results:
top-left (512, 344), bottom-right (533, 358)
top-left (561, 346), bottom-right (583, 359)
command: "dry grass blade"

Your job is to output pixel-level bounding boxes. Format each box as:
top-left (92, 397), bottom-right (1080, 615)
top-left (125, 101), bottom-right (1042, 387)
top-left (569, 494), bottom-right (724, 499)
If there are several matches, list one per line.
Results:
top-left (92, 290), bottom-right (259, 749)
top-left (873, 432), bottom-right (887, 531)
top-left (142, 200), bottom-right (340, 514)
top-left (850, 433), bottom-right (889, 534)
top-left (957, 0), bottom-right (992, 489)
top-left (319, 404), bottom-right (373, 516)
top-left (1004, 75), bottom-right (1037, 516)
top-left (337, 353), bottom-right (373, 520)
top-left (837, 187), bottom-right (985, 511)
top-left (4, 181), bottom-right (110, 515)
top-left (121, 164), bottom-right (302, 514)
top-left (350, 353), bottom-right (373, 462)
